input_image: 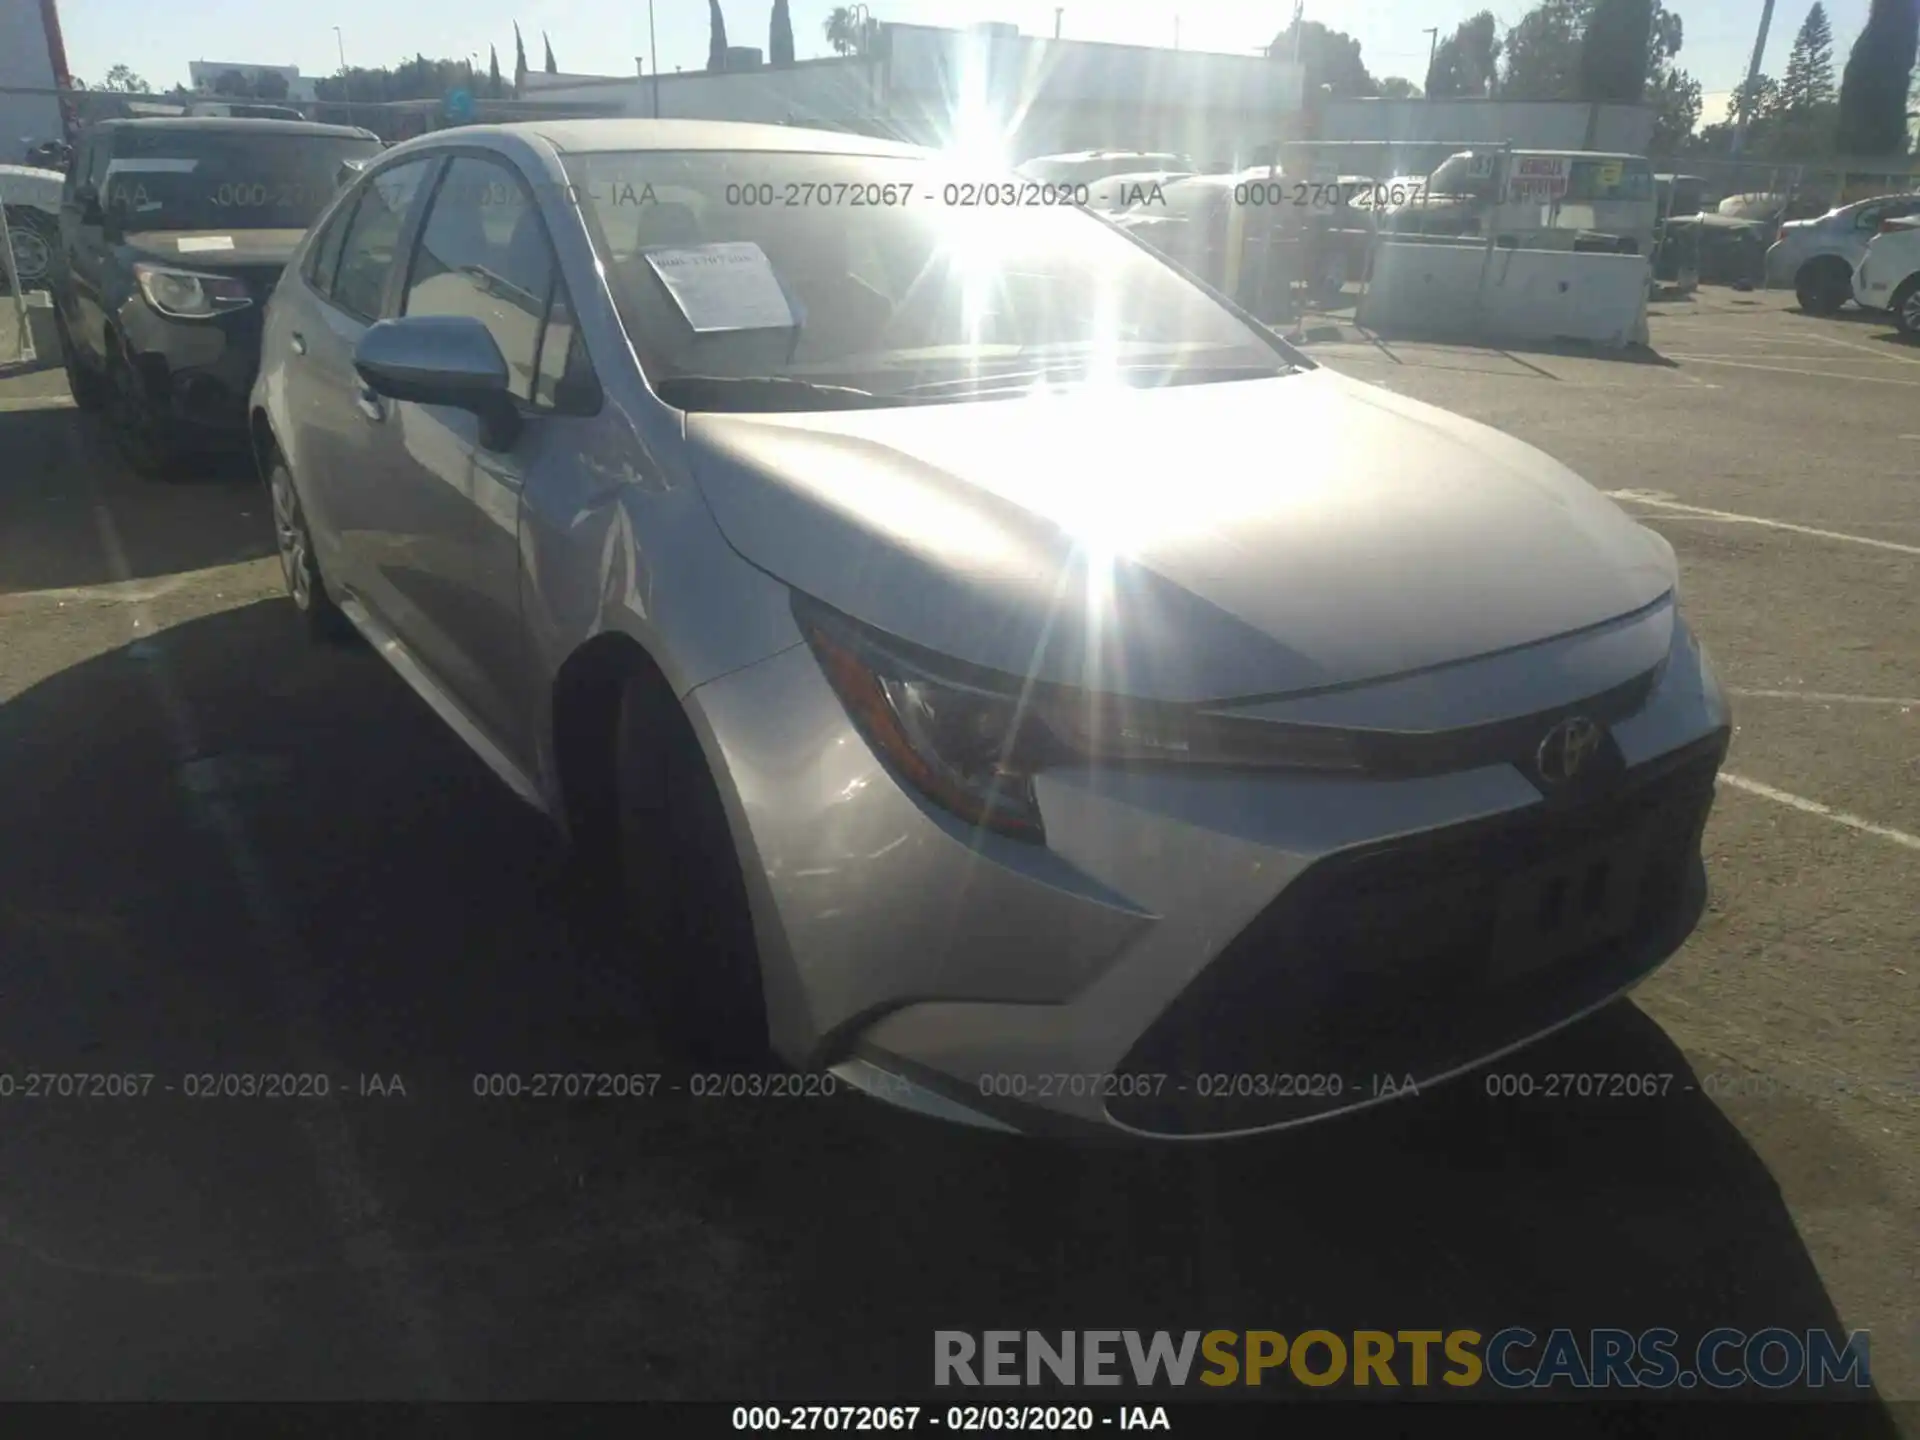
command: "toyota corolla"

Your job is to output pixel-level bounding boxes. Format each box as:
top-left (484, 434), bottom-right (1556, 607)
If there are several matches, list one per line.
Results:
top-left (248, 120), bottom-right (1730, 1139)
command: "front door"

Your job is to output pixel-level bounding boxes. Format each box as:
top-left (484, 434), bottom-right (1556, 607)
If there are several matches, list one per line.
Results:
top-left (361, 152), bottom-right (579, 766)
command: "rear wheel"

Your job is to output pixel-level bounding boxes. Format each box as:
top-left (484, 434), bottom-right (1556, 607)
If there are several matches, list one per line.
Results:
top-left (613, 677), bottom-right (770, 1066)
top-left (1794, 258), bottom-right (1851, 315)
top-left (1892, 277), bottom-right (1920, 338)
top-left (268, 457), bottom-right (354, 643)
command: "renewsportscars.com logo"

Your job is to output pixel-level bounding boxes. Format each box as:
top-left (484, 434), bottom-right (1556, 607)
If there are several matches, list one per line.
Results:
top-left (934, 1329), bottom-right (1872, 1391)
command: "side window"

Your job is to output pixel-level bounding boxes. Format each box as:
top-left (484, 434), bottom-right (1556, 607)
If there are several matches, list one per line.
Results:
top-left (305, 193), bottom-right (358, 295)
top-left (403, 156), bottom-right (555, 405)
top-left (1855, 204), bottom-right (1886, 230)
top-left (331, 158), bottom-right (434, 322)
top-left (532, 281), bottom-right (597, 411)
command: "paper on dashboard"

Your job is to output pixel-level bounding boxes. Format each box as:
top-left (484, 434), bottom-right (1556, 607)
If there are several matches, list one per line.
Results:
top-left (642, 241), bottom-right (796, 334)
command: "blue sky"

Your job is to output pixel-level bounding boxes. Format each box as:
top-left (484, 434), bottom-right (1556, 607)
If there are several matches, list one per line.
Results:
top-left (58, 0), bottom-right (1877, 127)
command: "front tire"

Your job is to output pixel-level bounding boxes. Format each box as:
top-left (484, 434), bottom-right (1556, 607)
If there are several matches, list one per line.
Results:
top-left (1794, 258), bottom-right (1851, 315)
top-left (614, 679), bottom-right (770, 1066)
top-left (55, 310), bottom-right (109, 411)
top-left (1892, 277), bottom-right (1920, 338)
top-left (105, 338), bottom-right (183, 479)
top-left (268, 457), bottom-right (354, 643)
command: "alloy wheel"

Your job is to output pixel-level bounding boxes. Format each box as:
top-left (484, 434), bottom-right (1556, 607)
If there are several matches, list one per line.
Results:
top-left (1901, 286), bottom-right (1920, 335)
top-left (271, 467), bottom-right (311, 610)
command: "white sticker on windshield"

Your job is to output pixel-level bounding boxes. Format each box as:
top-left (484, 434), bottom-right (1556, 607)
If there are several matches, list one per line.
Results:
top-left (177, 236), bottom-right (236, 252)
top-left (642, 241), bottom-right (796, 334)
top-left (104, 158), bottom-right (200, 177)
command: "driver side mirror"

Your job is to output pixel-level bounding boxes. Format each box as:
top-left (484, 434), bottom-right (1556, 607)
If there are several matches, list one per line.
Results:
top-left (354, 315), bottom-right (524, 451)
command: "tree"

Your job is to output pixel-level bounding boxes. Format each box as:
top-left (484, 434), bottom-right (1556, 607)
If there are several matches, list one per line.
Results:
top-left (1729, 72), bottom-right (1781, 125)
top-left (514, 22), bottom-right (529, 91)
top-left (213, 69), bottom-right (252, 97)
top-left (544, 33), bottom-right (558, 73)
top-left (98, 64), bottom-right (150, 94)
top-left (1378, 76), bottom-right (1422, 98)
top-left (1836, 0), bottom-right (1917, 154)
top-left (1267, 19), bottom-right (1378, 97)
top-left (1779, 4), bottom-right (1837, 112)
top-left (1502, 0), bottom-right (1588, 98)
top-left (1426, 12), bottom-right (1502, 98)
top-left (251, 69), bottom-right (290, 100)
top-left (1648, 66), bottom-right (1703, 149)
top-left (709, 0), bottom-right (731, 70)
top-left (489, 45), bottom-right (503, 98)
top-left (824, 6), bottom-right (863, 55)
top-left (770, 0), bottom-right (796, 65)
top-left (313, 58), bottom-right (473, 104)
top-left (1580, 0), bottom-right (1654, 101)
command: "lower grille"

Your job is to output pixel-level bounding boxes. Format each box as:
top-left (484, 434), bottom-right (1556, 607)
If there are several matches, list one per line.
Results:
top-left (1106, 732), bottom-right (1727, 1135)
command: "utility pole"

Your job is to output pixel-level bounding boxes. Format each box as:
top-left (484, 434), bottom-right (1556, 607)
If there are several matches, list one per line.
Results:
top-left (1054, 8), bottom-right (1062, 40)
top-left (1174, 16), bottom-right (1180, 50)
top-left (1291, 0), bottom-right (1304, 65)
top-left (1730, 0), bottom-right (1777, 157)
top-left (333, 27), bottom-right (350, 127)
top-left (1423, 26), bottom-right (1439, 94)
top-left (649, 0), bottom-right (660, 116)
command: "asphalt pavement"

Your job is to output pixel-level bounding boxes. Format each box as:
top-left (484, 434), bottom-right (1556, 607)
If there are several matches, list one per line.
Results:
top-left (0, 292), bottom-right (1913, 1421)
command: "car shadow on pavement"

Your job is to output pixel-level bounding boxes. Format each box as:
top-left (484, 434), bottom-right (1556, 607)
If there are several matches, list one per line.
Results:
top-left (0, 404), bottom-right (268, 596)
top-left (0, 597), bottom-right (1898, 1427)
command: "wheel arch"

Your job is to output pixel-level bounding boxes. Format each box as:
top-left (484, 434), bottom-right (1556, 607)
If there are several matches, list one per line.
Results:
top-left (548, 627), bottom-right (798, 1056)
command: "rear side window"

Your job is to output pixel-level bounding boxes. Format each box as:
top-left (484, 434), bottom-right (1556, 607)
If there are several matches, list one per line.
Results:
top-left (330, 158), bottom-right (434, 322)
top-left (305, 194), bottom-right (357, 295)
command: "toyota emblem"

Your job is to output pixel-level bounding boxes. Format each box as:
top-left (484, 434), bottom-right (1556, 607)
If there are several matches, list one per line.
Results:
top-left (1535, 715), bottom-right (1604, 787)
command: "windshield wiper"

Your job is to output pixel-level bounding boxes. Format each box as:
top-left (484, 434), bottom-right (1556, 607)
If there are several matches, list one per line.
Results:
top-left (652, 375), bottom-right (905, 413)
top-left (1115, 361), bottom-right (1298, 387)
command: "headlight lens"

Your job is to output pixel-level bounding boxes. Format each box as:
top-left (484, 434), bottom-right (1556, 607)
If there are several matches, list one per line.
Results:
top-left (800, 600), bottom-right (1363, 843)
top-left (132, 262), bottom-right (253, 319)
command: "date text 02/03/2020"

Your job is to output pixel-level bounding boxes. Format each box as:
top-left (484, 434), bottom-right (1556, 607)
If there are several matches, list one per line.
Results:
top-left (730, 1405), bottom-right (1171, 1431)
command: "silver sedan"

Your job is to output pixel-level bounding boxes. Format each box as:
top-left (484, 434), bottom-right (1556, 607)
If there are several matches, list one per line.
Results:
top-left (249, 120), bottom-right (1731, 1138)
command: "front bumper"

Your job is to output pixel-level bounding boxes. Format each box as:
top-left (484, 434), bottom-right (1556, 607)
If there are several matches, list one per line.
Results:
top-left (688, 610), bottom-right (1731, 1140)
top-left (117, 296), bottom-right (264, 438)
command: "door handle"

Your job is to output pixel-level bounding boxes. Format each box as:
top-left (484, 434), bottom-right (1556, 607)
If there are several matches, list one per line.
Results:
top-left (290, 331), bottom-right (307, 355)
top-left (355, 385), bottom-right (386, 422)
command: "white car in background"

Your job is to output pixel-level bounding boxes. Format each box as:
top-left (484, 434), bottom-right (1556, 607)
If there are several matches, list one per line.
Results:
top-left (0, 162), bottom-right (64, 293)
top-left (1852, 214), bottom-right (1920, 335)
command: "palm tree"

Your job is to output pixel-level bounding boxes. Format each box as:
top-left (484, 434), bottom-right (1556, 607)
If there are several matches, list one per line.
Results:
top-left (824, 5), bottom-right (864, 55)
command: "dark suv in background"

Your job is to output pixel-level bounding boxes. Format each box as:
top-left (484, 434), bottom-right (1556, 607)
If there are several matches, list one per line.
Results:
top-left (50, 117), bottom-right (380, 476)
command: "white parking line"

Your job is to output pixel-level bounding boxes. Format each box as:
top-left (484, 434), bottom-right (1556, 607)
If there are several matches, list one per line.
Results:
top-left (1662, 355), bottom-right (1920, 386)
top-left (1729, 688), bottom-right (1920, 709)
top-left (1605, 490), bottom-right (1920, 556)
top-left (1718, 772), bottom-right (1920, 853)
top-left (0, 394), bottom-right (76, 412)
top-left (1812, 332), bottom-right (1920, 366)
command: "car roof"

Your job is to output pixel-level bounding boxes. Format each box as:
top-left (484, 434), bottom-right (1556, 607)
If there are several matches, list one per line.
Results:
top-left (446, 118), bottom-right (933, 158)
top-left (89, 117), bottom-right (378, 140)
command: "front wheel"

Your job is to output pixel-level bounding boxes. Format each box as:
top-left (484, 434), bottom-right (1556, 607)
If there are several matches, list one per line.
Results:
top-left (55, 309), bottom-right (109, 411)
top-left (615, 680), bottom-right (770, 1066)
top-left (1892, 277), bottom-right (1920, 338)
top-left (105, 339), bottom-right (183, 479)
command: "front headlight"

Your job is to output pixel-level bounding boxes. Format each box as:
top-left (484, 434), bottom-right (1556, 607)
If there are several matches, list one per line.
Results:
top-left (799, 599), bottom-right (1363, 843)
top-left (132, 262), bottom-right (253, 319)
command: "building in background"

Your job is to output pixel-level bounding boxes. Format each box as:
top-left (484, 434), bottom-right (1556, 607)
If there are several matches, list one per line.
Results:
top-left (523, 20), bottom-right (1304, 165)
top-left (187, 61), bottom-right (318, 102)
top-left (1, 0), bottom-right (70, 159)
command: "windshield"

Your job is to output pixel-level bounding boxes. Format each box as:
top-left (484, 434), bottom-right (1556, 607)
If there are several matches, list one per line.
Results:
top-left (102, 130), bottom-right (381, 232)
top-left (561, 149), bottom-right (1295, 410)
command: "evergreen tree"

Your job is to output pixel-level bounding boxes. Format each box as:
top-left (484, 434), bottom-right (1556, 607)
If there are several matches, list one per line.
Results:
top-left (709, 0), bottom-right (731, 70)
top-left (1836, 0), bottom-right (1919, 154)
top-left (1779, 4), bottom-right (1837, 112)
top-left (770, 0), bottom-right (796, 65)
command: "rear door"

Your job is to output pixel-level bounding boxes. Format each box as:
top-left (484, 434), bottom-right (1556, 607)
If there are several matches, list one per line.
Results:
top-left (275, 154), bottom-right (438, 603)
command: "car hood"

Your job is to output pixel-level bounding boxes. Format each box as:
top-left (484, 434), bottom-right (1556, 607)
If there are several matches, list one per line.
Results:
top-left (686, 369), bottom-right (1676, 703)
top-left (122, 229), bottom-right (307, 268)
